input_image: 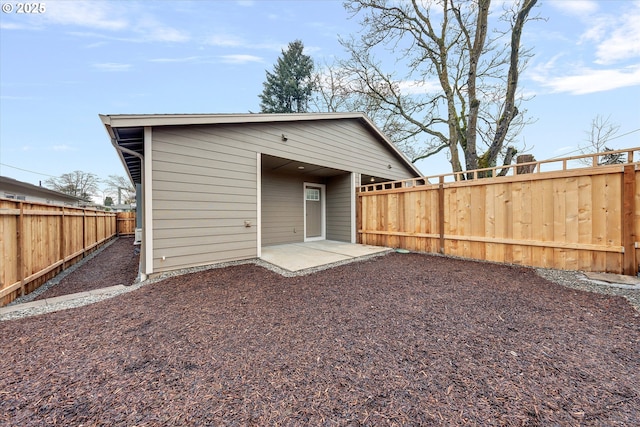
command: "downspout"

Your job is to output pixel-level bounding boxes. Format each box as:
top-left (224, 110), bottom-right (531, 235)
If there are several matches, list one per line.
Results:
top-left (109, 138), bottom-right (148, 280)
top-left (110, 138), bottom-right (144, 163)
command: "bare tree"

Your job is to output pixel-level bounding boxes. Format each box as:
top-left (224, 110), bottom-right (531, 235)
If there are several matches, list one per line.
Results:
top-left (332, 0), bottom-right (538, 177)
top-left (577, 115), bottom-right (624, 165)
top-left (45, 170), bottom-right (100, 202)
top-left (584, 115), bottom-right (621, 153)
top-left (103, 175), bottom-right (136, 204)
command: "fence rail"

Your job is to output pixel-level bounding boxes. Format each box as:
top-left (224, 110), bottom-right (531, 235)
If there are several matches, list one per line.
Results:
top-left (0, 199), bottom-right (118, 306)
top-left (357, 148), bottom-right (640, 276)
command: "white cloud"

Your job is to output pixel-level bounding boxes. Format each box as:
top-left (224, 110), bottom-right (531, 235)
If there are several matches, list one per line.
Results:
top-left (0, 22), bottom-right (29, 30)
top-left (84, 41), bottom-right (108, 49)
top-left (45, 0), bottom-right (128, 31)
top-left (593, 9), bottom-right (640, 64)
top-left (397, 80), bottom-right (441, 95)
top-left (134, 16), bottom-right (190, 43)
top-left (144, 26), bottom-right (189, 43)
top-left (207, 34), bottom-right (245, 47)
top-left (92, 63), bottom-right (133, 72)
top-left (205, 34), bottom-right (292, 53)
top-left (149, 56), bottom-right (202, 63)
top-left (531, 65), bottom-right (640, 95)
top-left (220, 54), bottom-right (263, 64)
top-left (570, 1), bottom-right (640, 65)
top-left (548, 0), bottom-right (598, 16)
top-left (8, 1), bottom-right (189, 43)
top-left (51, 145), bottom-right (74, 152)
top-left (530, 2), bottom-right (640, 95)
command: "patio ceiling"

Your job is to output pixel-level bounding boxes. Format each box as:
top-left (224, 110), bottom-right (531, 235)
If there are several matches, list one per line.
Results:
top-left (261, 154), bottom-right (347, 178)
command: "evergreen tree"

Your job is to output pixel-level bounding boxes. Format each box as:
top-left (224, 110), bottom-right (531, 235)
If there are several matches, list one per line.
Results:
top-left (259, 40), bottom-right (315, 113)
top-left (599, 147), bottom-right (626, 165)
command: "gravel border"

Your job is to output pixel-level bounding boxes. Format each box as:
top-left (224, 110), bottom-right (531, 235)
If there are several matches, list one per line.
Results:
top-left (535, 267), bottom-right (640, 313)
top-left (2, 249), bottom-right (638, 322)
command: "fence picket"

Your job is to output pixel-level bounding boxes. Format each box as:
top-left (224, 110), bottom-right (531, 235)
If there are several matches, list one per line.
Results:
top-left (0, 200), bottom-right (133, 306)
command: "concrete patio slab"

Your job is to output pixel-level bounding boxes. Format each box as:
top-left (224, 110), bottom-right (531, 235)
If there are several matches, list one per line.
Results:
top-left (260, 240), bottom-right (391, 272)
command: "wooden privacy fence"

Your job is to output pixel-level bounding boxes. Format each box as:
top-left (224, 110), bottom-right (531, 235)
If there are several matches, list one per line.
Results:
top-left (358, 148), bottom-right (640, 276)
top-left (116, 211), bottom-right (136, 235)
top-left (0, 199), bottom-right (118, 307)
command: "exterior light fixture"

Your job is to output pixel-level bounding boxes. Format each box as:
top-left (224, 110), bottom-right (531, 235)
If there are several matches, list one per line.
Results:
top-left (281, 134), bottom-right (288, 142)
top-left (370, 177), bottom-right (375, 182)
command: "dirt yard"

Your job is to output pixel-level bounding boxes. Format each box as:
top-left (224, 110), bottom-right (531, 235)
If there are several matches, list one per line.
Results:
top-left (1, 249), bottom-right (639, 426)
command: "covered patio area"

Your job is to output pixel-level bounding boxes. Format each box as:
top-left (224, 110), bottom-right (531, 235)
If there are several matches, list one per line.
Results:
top-left (260, 240), bottom-right (391, 272)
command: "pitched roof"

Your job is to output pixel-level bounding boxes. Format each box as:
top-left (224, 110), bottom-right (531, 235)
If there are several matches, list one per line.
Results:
top-left (100, 112), bottom-right (422, 184)
top-left (0, 176), bottom-right (83, 203)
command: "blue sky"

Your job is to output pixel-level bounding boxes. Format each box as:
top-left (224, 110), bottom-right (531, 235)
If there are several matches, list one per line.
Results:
top-left (1, 0), bottom-right (639, 191)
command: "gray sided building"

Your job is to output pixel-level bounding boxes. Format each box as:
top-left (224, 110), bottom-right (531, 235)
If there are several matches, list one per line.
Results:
top-left (100, 113), bottom-right (422, 279)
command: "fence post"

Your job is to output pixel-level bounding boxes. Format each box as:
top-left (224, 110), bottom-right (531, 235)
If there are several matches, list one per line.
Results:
top-left (17, 202), bottom-right (24, 296)
top-left (83, 208), bottom-right (87, 257)
top-left (356, 191), bottom-right (362, 244)
top-left (60, 208), bottom-right (66, 270)
top-left (95, 210), bottom-right (99, 247)
top-left (622, 164), bottom-right (637, 275)
top-left (439, 176), bottom-right (445, 254)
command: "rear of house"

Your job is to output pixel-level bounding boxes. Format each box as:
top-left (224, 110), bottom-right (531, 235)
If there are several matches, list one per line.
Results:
top-left (101, 113), bottom-right (421, 279)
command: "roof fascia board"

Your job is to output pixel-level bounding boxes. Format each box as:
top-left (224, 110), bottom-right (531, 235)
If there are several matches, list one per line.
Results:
top-left (101, 112), bottom-right (365, 128)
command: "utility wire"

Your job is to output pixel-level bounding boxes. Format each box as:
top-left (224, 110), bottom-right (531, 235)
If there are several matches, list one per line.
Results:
top-left (0, 162), bottom-right (57, 178)
top-left (606, 127), bottom-right (640, 141)
top-left (549, 127), bottom-right (640, 159)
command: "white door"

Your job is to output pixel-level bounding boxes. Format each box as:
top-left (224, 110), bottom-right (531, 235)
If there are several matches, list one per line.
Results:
top-left (304, 183), bottom-right (325, 241)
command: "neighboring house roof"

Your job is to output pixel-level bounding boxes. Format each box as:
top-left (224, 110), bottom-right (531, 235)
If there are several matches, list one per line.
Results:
top-left (0, 176), bottom-right (83, 204)
top-left (100, 112), bottom-right (422, 184)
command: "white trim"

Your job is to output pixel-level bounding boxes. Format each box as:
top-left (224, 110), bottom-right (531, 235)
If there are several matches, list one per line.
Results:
top-left (351, 172), bottom-right (357, 243)
top-left (303, 182), bottom-right (326, 242)
top-left (101, 112), bottom-right (365, 127)
top-left (143, 126), bottom-right (153, 277)
top-left (256, 153), bottom-right (262, 258)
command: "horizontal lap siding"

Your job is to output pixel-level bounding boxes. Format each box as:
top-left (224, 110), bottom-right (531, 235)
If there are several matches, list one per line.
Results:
top-left (203, 120), bottom-right (415, 181)
top-left (150, 118), bottom-right (417, 273)
top-left (261, 171), bottom-right (306, 246)
top-left (327, 174), bottom-right (352, 242)
top-left (152, 129), bottom-right (258, 272)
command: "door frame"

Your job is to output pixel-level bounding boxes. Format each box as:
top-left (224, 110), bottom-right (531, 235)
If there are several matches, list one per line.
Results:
top-left (303, 182), bottom-right (326, 242)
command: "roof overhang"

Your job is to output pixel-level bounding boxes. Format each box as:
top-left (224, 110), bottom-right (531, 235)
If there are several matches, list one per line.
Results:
top-left (100, 112), bottom-right (422, 184)
top-left (0, 176), bottom-right (84, 203)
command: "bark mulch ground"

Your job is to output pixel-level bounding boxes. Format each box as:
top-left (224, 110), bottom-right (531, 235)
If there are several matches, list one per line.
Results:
top-left (33, 237), bottom-right (139, 300)
top-left (1, 252), bottom-right (639, 426)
